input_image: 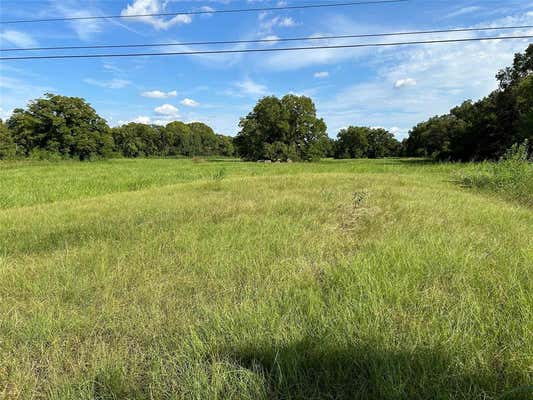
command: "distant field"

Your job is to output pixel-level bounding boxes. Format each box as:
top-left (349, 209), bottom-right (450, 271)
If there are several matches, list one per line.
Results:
top-left (0, 159), bottom-right (531, 399)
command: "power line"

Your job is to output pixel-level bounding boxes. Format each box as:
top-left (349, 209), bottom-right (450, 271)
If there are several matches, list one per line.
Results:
top-left (2, 35), bottom-right (532, 61)
top-left (0, 0), bottom-right (407, 24)
top-left (3, 25), bottom-right (533, 52)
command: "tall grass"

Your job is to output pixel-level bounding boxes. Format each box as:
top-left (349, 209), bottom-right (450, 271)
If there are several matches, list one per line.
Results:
top-left (0, 159), bottom-right (531, 399)
top-left (457, 141), bottom-right (533, 206)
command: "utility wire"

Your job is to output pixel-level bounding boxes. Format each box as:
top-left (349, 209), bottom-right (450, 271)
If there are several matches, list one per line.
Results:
top-left (2, 24), bottom-right (533, 52)
top-left (2, 34), bottom-right (532, 61)
top-left (0, 0), bottom-right (407, 24)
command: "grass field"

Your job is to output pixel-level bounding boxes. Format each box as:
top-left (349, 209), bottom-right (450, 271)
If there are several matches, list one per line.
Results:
top-left (0, 158), bottom-right (532, 399)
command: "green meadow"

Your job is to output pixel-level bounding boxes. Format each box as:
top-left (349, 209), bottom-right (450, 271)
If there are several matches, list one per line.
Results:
top-left (0, 158), bottom-right (532, 399)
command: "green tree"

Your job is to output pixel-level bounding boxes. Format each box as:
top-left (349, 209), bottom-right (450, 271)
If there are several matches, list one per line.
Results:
top-left (215, 135), bottom-right (235, 157)
top-left (334, 127), bottom-right (399, 159)
top-left (366, 128), bottom-right (399, 158)
top-left (111, 123), bottom-right (161, 157)
top-left (235, 95), bottom-right (328, 161)
top-left (0, 120), bottom-right (16, 160)
top-left (7, 94), bottom-right (113, 160)
top-left (188, 122), bottom-right (218, 156)
top-left (163, 121), bottom-right (194, 156)
top-left (334, 127), bottom-right (369, 158)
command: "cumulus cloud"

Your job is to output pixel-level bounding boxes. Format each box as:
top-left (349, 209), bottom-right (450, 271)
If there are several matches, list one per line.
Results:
top-left (121, 0), bottom-right (192, 30)
top-left (141, 90), bottom-right (177, 98)
top-left (154, 103), bottom-right (179, 116)
top-left (180, 98), bottom-right (199, 107)
top-left (394, 78), bottom-right (417, 89)
top-left (314, 71), bottom-right (329, 78)
top-left (84, 78), bottom-right (131, 89)
top-left (0, 30), bottom-right (37, 47)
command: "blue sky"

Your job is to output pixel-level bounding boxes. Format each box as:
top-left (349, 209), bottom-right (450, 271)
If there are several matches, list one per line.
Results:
top-left (1, 0), bottom-right (533, 139)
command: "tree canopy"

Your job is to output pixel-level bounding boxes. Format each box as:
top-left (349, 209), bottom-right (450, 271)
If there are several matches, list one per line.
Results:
top-left (234, 95), bottom-right (328, 161)
top-left (334, 126), bottom-right (400, 159)
top-left (7, 94), bottom-right (113, 160)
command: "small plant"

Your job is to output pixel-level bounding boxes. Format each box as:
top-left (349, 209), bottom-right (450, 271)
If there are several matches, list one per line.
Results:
top-left (352, 190), bottom-right (368, 209)
top-left (211, 168), bottom-right (227, 182)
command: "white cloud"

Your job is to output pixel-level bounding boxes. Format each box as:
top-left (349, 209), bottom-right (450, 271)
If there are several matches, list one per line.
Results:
top-left (445, 6), bottom-right (483, 18)
top-left (199, 6), bottom-right (215, 14)
top-left (54, 5), bottom-right (104, 40)
top-left (259, 15), bottom-right (298, 32)
top-left (314, 71), bottom-right (329, 78)
top-left (133, 116), bottom-right (151, 124)
top-left (0, 30), bottom-right (37, 48)
top-left (0, 107), bottom-right (12, 121)
top-left (84, 78), bottom-right (131, 89)
top-left (180, 98), bottom-right (199, 107)
top-left (394, 78), bottom-right (417, 88)
top-left (154, 103), bottom-right (179, 116)
top-left (121, 0), bottom-right (192, 30)
top-left (389, 127), bottom-right (404, 138)
top-left (233, 78), bottom-right (268, 96)
top-left (279, 17), bottom-right (296, 27)
top-left (141, 90), bottom-right (177, 98)
top-left (262, 35), bottom-right (280, 45)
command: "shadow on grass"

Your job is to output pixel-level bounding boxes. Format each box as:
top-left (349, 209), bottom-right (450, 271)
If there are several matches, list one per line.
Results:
top-left (222, 339), bottom-right (532, 400)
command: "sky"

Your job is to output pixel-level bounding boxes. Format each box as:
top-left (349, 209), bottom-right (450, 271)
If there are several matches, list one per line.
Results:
top-left (1, 0), bottom-right (533, 139)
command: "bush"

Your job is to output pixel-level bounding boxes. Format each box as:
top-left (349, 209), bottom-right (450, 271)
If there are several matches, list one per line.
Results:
top-left (456, 140), bottom-right (532, 206)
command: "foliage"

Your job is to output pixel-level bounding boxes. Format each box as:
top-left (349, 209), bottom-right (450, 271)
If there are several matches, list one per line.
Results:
top-left (404, 44), bottom-right (533, 160)
top-left (0, 120), bottom-right (16, 160)
top-left (111, 121), bottom-right (236, 158)
top-left (235, 95), bottom-right (328, 161)
top-left (456, 140), bottom-right (533, 206)
top-left (111, 123), bottom-right (162, 157)
top-left (4, 94), bottom-right (235, 161)
top-left (334, 126), bottom-right (399, 159)
top-left (7, 93), bottom-right (113, 160)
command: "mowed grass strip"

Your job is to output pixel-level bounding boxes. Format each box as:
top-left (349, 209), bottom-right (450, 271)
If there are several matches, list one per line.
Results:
top-left (0, 160), bottom-right (532, 399)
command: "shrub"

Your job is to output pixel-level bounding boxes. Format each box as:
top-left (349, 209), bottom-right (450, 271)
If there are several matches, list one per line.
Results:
top-left (456, 140), bottom-right (532, 206)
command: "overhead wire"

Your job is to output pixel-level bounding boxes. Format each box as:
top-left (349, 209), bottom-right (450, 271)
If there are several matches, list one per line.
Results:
top-left (0, 0), bottom-right (407, 24)
top-left (2, 34), bottom-right (532, 60)
top-left (2, 24), bottom-right (533, 52)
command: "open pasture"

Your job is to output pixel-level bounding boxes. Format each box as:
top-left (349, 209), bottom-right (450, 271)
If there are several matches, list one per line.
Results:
top-left (0, 158), bottom-right (531, 399)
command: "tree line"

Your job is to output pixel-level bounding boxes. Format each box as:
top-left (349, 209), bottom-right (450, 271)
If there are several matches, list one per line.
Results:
top-left (0, 92), bottom-right (400, 162)
top-left (0, 94), bottom-right (235, 160)
top-left (1, 44), bottom-right (531, 162)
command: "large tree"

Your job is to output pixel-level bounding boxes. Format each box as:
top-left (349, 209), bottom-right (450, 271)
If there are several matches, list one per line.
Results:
top-left (7, 94), bottom-right (113, 160)
top-left (235, 95), bottom-right (328, 161)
